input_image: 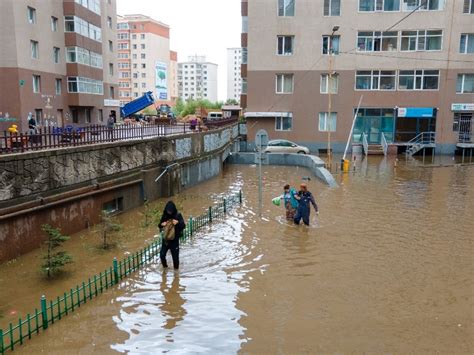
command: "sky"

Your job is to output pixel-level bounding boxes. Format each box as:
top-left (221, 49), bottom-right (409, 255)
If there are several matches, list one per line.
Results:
top-left (117, 0), bottom-right (242, 101)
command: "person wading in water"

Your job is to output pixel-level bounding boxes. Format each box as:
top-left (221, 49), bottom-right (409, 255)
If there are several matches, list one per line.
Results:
top-left (281, 184), bottom-right (299, 221)
top-left (294, 183), bottom-right (319, 226)
top-left (159, 201), bottom-right (186, 270)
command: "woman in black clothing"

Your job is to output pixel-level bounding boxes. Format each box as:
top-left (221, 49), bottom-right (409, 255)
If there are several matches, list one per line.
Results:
top-left (159, 201), bottom-right (186, 270)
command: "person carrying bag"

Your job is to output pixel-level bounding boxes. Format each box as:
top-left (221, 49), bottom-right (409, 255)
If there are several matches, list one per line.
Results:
top-left (159, 201), bottom-right (185, 270)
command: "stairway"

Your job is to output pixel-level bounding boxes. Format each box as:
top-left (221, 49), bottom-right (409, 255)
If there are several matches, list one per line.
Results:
top-left (405, 132), bottom-right (436, 158)
top-left (406, 143), bottom-right (424, 156)
top-left (366, 144), bottom-right (385, 155)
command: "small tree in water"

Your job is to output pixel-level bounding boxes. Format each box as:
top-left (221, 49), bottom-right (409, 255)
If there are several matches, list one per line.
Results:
top-left (41, 224), bottom-right (73, 277)
top-left (101, 210), bottom-right (122, 249)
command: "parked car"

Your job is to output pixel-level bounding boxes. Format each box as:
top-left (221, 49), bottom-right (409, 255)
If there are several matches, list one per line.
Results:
top-left (263, 139), bottom-right (310, 154)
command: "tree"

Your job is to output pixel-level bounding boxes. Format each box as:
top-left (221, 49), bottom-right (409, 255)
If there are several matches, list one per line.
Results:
top-left (101, 211), bottom-right (122, 249)
top-left (158, 70), bottom-right (166, 81)
top-left (41, 224), bottom-right (73, 278)
top-left (225, 98), bottom-right (239, 105)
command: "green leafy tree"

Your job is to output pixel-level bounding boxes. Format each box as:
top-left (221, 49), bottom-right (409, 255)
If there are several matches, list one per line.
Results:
top-left (41, 224), bottom-right (73, 277)
top-left (225, 98), bottom-right (239, 105)
top-left (101, 211), bottom-right (122, 249)
top-left (158, 71), bottom-right (166, 81)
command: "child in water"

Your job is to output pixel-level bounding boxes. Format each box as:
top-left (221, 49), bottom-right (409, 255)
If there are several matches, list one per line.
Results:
top-left (281, 184), bottom-right (299, 221)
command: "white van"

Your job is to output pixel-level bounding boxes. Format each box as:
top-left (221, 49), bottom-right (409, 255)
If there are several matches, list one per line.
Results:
top-left (207, 112), bottom-right (223, 121)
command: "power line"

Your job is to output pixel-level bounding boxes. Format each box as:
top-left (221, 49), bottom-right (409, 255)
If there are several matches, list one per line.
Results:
top-left (385, 2), bottom-right (425, 32)
top-left (340, 51), bottom-right (474, 64)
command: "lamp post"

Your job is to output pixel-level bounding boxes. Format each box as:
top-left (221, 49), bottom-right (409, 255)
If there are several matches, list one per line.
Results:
top-left (327, 26), bottom-right (339, 170)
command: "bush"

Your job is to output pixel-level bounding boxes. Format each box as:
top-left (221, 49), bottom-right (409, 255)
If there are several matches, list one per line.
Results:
top-left (41, 224), bottom-right (73, 278)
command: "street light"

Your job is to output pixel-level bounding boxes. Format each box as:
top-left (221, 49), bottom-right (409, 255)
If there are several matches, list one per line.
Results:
top-left (327, 26), bottom-right (339, 170)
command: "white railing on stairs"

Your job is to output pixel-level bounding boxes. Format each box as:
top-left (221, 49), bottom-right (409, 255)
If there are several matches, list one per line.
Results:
top-left (362, 132), bottom-right (369, 156)
top-left (405, 131), bottom-right (436, 157)
top-left (381, 132), bottom-right (388, 156)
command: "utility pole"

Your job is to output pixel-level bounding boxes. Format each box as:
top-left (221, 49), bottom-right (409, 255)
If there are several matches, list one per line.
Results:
top-left (327, 26), bottom-right (339, 170)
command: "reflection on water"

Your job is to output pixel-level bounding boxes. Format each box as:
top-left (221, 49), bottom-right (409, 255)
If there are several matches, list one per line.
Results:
top-left (5, 157), bottom-right (474, 354)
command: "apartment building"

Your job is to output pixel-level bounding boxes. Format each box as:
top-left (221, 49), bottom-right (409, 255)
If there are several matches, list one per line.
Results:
top-left (116, 14), bottom-right (177, 107)
top-left (241, 0), bottom-right (474, 154)
top-left (227, 48), bottom-right (243, 102)
top-left (178, 56), bottom-right (218, 102)
top-left (0, 0), bottom-right (119, 131)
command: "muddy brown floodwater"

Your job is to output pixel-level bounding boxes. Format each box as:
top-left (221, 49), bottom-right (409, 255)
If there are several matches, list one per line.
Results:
top-left (1, 157), bottom-right (473, 354)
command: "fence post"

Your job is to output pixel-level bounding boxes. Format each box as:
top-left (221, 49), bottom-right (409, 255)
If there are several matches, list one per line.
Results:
top-left (209, 206), bottom-right (212, 223)
top-left (40, 295), bottom-right (48, 330)
top-left (113, 257), bottom-right (119, 284)
top-left (188, 217), bottom-right (193, 236)
top-left (223, 199), bottom-right (227, 214)
top-left (239, 190), bottom-right (242, 204)
top-left (0, 328), bottom-right (4, 355)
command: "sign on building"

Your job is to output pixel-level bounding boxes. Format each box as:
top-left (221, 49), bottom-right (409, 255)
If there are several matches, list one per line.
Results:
top-left (155, 61), bottom-right (168, 100)
top-left (451, 103), bottom-right (474, 112)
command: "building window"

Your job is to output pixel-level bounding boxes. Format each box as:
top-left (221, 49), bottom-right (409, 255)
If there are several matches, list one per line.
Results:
top-left (359, 0), bottom-right (400, 11)
top-left (141, 63), bottom-right (146, 69)
top-left (51, 17), bottom-right (58, 32)
top-left (322, 35), bottom-right (340, 54)
top-left (324, 0), bottom-right (341, 15)
top-left (401, 0), bottom-right (443, 11)
top-left (456, 74), bottom-right (474, 93)
top-left (320, 74), bottom-right (339, 93)
top-left (132, 34), bottom-right (137, 40)
top-left (242, 78), bottom-right (248, 94)
top-left (31, 41), bottom-right (39, 59)
top-left (460, 34), bottom-right (474, 53)
top-left (133, 63), bottom-right (137, 69)
top-left (67, 76), bottom-right (104, 94)
top-left (356, 70), bottom-right (396, 90)
top-left (55, 79), bottom-right (62, 95)
top-left (319, 112), bottom-right (337, 132)
top-left (64, 16), bottom-right (102, 42)
top-left (133, 44), bottom-right (137, 50)
top-left (400, 30), bottom-right (442, 51)
top-left (276, 74), bottom-right (294, 93)
top-left (107, 16), bottom-right (112, 29)
top-left (464, 0), bottom-right (474, 13)
top-left (141, 73), bottom-right (146, 78)
top-left (109, 40), bottom-right (113, 52)
top-left (35, 109), bottom-right (43, 124)
top-left (141, 53), bottom-right (146, 59)
top-left (117, 33), bottom-right (129, 40)
top-left (118, 53), bottom-right (129, 59)
top-left (242, 16), bottom-right (248, 33)
top-left (277, 36), bottom-right (294, 55)
top-left (117, 23), bottom-right (129, 30)
top-left (398, 70), bottom-right (439, 90)
top-left (275, 114), bottom-right (293, 131)
top-left (141, 44), bottom-right (145, 49)
top-left (53, 47), bottom-right (60, 63)
top-left (27, 7), bottom-right (36, 24)
top-left (357, 31), bottom-right (398, 51)
top-left (118, 43), bottom-right (129, 50)
top-left (74, 0), bottom-right (101, 15)
top-left (32, 75), bottom-right (41, 93)
top-left (98, 109), bottom-right (103, 122)
top-left (109, 63), bottom-right (114, 75)
top-left (85, 108), bottom-right (91, 123)
top-left (242, 47), bottom-right (248, 64)
top-left (278, 0), bottom-right (295, 16)
top-left (141, 34), bottom-right (145, 39)
top-left (66, 47), bottom-right (103, 68)
top-left (110, 86), bottom-right (115, 98)
top-left (141, 83), bottom-right (146, 88)
top-left (132, 53), bottom-right (137, 59)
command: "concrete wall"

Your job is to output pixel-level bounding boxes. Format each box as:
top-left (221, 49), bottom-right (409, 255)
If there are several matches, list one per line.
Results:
top-left (0, 124), bottom-right (239, 262)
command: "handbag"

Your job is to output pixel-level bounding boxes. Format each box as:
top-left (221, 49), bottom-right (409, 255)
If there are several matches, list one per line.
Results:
top-left (163, 221), bottom-right (175, 241)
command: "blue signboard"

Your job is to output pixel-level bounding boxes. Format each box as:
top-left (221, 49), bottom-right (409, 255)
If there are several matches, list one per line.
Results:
top-left (398, 107), bottom-right (434, 118)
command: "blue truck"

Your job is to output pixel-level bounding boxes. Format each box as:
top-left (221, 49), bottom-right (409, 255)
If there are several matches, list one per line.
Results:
top-left (120, 91), bottom-right (155, 118)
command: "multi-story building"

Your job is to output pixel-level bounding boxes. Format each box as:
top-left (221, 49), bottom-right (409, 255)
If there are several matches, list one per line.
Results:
top-left (0, 0), bottom-right (119, 131)
top-left (242, 0), bottom-right (474, 154)
top-left (227, 48), bottom-right (243, 102)
top-left (116, 14), bottom-right (177, 107)
top-left (178, 56), bottom-right (218, 102)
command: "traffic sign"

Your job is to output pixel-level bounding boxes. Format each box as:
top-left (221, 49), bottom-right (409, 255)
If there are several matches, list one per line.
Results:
top-left (255, 129), bottom-right (269, 149)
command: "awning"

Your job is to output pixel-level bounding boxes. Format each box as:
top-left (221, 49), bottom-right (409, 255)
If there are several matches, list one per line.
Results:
top-left (244, 112), bottom-right (292, 118)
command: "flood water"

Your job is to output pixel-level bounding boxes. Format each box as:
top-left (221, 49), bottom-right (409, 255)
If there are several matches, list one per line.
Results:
top-left (1, 157), bottom-right (473, 354)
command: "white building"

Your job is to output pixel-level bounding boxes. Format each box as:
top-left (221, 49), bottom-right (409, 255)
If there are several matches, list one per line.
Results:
top-left (178, 56), bottom-right (218, 102)
top-left (117, 15), bottom-right (178, 107)
top-left (227, 48), bottom-right (242, 102)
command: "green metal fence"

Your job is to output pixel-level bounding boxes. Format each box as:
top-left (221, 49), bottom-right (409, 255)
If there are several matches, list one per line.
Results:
top-left (0, 190), bottom-right (242, 354)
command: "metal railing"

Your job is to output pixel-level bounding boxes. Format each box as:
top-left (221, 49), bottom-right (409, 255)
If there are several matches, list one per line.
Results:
top-left (0, 118), bottom-right (238, 155)
top-left (405, 131), bottom-right (436, 157)
top-left (362, 132), bottom-right (369, 156)
top-left (381, 132), bottom-right (388, 156)
top-left (0, 190), bottom-right (242, 354)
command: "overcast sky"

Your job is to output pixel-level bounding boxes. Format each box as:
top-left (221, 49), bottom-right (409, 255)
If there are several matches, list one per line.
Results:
top-left (117, 0), bottom-right (241, 101)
